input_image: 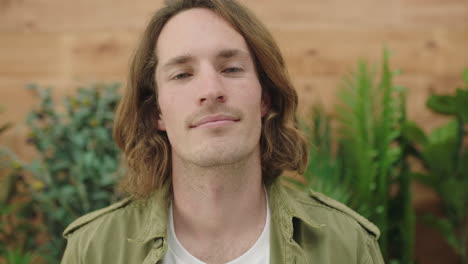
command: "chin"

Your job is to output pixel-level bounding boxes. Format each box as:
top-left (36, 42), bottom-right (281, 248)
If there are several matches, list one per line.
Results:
top-left (189, 144), bottom-right (256, 168)
top-left (194, 151), bottom-right (245, 168)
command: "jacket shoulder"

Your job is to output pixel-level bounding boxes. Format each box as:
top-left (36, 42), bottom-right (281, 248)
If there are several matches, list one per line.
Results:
top-left (62, 197), bottom-right (133, 238)
top-left (307, 189), bottom-right (381, 239)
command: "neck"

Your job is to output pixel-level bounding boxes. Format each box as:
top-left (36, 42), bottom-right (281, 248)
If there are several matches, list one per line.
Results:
top-left (170, 148), bottom-right (267, 263)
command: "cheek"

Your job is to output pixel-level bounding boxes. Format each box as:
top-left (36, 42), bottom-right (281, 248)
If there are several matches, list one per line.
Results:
top-left (156, 94), bottom-right (174, 131)
top-left (245, 83), bottom-right (264, 115)
top-left (158, 95), bottom-right (189, 133)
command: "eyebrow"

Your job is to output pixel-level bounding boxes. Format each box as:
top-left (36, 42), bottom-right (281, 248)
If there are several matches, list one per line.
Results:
top-left (159, 49), bottom-right (250, 72)
top-left (217, 49), bottom-right (249, 59)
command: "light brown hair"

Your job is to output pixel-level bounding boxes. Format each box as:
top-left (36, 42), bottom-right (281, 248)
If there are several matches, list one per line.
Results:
top-left (113, 0), bottom-right (309, 199)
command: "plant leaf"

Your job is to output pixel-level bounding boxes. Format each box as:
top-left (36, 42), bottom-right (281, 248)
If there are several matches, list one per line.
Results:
top-left (401, 121), bottom-right (428, 145)
top-left (427, 95), bottom-right (457, 115)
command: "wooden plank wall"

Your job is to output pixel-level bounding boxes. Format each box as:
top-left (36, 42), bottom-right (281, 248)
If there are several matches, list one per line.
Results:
top-left (0, 0), bottom-right (467, 262)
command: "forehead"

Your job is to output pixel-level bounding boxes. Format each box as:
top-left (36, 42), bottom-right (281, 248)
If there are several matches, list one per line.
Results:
top-left (155, 8), bottom-right (251, 64)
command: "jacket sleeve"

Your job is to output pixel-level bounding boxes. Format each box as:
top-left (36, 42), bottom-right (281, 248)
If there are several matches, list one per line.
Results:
top-left (365, 235), bottom-right (385, 264)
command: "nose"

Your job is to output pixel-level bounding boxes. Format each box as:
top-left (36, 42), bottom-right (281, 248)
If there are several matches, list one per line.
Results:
top-left (198, 67), bottom-right (226, 105)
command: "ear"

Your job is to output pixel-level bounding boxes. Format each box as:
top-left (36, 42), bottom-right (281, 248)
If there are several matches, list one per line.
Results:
top-left (157, 115), bottom-right (166, 131)
top-left (261, 92), bottom-right (271, 117)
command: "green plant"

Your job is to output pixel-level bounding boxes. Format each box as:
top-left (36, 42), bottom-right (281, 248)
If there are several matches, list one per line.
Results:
top-left (338, 52), bottom-right (414, 263)
top-left (0, 181), bottom-right (40, 262)
top-left (0, 107), bottom-right (12, 135)
top-left (291, 106), bottom-right (351, 204)
top-left (0, 109), bottom-right (40, 263)
top-left (16, 83), bottom-right (122, 262)
top-left (2, 248), bottom-right (32, 264)
top-left (402, 69), bottom-right (468, 264)
top-left (0, 106), bottom-right (14, 205)
top-left (389, 81), bottom-right (414, 264)
top-left (294, 51), bottom-right (414, 263)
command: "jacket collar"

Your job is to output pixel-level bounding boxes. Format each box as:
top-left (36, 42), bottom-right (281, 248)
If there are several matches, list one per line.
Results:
top-left (131, 178), bottom-right (326, 259)
top-left (129, 181), bottom-right (171, 243)
top-left (267, 179), bottom-right (326, 264)
top-left (267, 178), bottom-right (326, 234)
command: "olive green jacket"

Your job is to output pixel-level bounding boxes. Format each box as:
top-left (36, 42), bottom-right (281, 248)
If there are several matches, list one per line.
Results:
top-left (62, 180), bottom-right (384, 264)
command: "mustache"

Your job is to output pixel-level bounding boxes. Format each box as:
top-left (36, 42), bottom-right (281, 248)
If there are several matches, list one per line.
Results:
top-left (185, 105), bottom-right (243, 128)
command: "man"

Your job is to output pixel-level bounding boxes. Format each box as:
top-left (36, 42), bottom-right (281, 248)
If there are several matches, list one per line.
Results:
top-left (62, 0), bottom-right (384, 263)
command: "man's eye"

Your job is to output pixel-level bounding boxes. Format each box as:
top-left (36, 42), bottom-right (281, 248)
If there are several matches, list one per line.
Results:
top-left (173, 73), bottom-right (191, 80)
top-left (223, 67), bottom-right (243, 73)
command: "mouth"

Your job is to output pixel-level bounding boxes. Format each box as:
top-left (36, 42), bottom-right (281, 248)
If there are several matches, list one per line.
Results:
top-left (190, 114), bottom-right (240, 128)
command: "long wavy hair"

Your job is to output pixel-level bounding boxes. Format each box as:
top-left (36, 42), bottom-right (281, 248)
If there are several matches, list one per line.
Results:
top-left (113, 0), bottom-right (309, 199)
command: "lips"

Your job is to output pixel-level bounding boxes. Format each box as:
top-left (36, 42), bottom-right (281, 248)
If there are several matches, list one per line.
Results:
top-left (190, 114), bottom-right (240, 128)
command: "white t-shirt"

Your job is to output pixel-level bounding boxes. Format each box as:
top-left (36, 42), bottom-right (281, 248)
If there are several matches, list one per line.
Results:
top-left (162, 191), bottom-right (271, 264)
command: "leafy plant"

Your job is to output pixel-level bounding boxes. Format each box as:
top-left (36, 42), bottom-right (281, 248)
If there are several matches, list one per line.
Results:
top-left (0, 106), bottom-right (14, 206)
top-left (0, 107), bottom-right (12, 135)
top-left (0, 109), bottom-right (40, 264)
top-left (15, 83), bottom-right (123, 262)
top-left (2, 248), bottom-right (32, 264)
top-left (293, 106), bottom-right (350, 204)
top-left (338, 50), bottom-right (414, 262)
top-left (295, 51), bottom-right (414, 263)
top-left (402, 69), bottom-right (468, 264)
top-left (0, 180), bottom-right (40, 263)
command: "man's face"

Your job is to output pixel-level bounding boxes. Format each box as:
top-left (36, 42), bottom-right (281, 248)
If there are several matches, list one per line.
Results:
top-left (155, 8), bottom-right (268, 168)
